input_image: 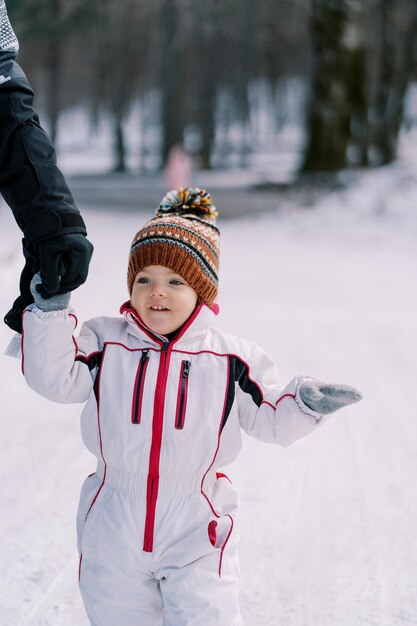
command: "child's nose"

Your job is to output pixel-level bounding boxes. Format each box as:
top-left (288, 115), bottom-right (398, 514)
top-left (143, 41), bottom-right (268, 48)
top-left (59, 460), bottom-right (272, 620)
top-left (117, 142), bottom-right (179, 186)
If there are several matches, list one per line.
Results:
top-left (151, 284), bottom-right (166, 297)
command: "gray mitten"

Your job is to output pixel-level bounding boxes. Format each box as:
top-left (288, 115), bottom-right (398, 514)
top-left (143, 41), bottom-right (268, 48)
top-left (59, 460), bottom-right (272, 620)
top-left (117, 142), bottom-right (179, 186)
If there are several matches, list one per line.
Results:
top-left (0, 1), bottom-right (19, 52)
top-left (299, 378), bottom-right (362, 414)
top-left (30, 273), bottom-right (71, 312)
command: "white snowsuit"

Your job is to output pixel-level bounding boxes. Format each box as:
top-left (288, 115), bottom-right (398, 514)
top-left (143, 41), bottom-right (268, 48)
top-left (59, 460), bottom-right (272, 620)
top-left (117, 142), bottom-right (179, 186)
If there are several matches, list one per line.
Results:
top-left (21, 301), bottom-right (327, 626)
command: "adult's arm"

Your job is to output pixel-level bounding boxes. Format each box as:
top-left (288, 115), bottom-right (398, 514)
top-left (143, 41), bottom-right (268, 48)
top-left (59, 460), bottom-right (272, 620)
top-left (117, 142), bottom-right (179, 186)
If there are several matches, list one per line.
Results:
top-left (0, 1), bottom-right (93, 333)
top-left (0, 53), bottom-right (87, 245)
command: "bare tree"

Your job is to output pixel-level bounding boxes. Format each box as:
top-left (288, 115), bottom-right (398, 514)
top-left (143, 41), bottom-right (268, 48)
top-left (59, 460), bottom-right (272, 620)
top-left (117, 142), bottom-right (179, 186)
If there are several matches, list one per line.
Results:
top-left (9, 0), bottom-right (88, 143)
top-left (159, 0), bottom-right (186, 167)
top-left (366, 0), bottom-right (417, 165)
top-left (301, 0), bottom-right (367, 172)
top-left (302, 0), bottom-right (417, 173)
top-left (86, 0), bottom-right (151, 172)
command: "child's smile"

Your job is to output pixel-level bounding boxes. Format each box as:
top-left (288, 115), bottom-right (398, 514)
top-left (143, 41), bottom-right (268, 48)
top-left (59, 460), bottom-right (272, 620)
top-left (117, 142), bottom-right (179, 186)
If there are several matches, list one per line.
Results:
top-left (130, 265), bottom-right (198, 335)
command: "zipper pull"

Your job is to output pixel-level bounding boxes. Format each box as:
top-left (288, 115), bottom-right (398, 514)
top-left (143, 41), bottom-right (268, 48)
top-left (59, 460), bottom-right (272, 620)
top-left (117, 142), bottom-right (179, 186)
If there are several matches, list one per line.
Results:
top-left (141, 349), bottom-right (150, 363)
top-left (183, 361), bottom-right (190, 377)
top-left (161, 340), bottom-right (169, 352)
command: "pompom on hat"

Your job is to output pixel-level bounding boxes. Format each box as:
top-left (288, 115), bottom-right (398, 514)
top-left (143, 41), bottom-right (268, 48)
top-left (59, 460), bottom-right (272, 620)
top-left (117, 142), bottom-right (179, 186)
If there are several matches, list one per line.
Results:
top-left (127, 187), bottom-right (220, 306)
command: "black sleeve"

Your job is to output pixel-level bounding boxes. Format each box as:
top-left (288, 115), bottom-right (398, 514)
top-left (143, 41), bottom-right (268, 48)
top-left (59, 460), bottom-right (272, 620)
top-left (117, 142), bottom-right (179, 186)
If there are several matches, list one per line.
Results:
top-left (0, 52), bottom-right (86, 252)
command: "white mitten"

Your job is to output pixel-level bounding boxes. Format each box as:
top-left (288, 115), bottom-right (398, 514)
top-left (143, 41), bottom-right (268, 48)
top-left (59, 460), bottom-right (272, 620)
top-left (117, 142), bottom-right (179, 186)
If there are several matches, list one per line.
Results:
top-left (30, 273), bottom-right (71, 312)
top-left (299, 378), bottom-right (362, 414)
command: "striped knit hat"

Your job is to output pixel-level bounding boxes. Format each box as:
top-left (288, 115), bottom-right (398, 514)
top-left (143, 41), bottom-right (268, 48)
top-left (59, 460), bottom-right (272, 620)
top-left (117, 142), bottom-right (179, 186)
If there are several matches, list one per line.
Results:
top-left (128, 188), bottom-right (220, 306)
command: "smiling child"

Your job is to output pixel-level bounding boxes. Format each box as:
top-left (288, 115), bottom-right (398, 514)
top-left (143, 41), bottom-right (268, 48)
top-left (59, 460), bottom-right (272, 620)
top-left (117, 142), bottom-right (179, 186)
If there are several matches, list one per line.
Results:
top-left (21, 187), bottom-right (361, 626)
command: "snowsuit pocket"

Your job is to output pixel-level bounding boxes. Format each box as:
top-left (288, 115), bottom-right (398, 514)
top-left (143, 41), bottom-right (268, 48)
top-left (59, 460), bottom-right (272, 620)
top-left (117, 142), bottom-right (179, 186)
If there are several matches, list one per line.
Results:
top-left (131, 349), bottom-right (150, 424)
top-left (204, 473), bottom-right (241, 555)
top-left (175, 360), bottom-right (191, 429)
top-left (206, 515), bottom-right (233, 550)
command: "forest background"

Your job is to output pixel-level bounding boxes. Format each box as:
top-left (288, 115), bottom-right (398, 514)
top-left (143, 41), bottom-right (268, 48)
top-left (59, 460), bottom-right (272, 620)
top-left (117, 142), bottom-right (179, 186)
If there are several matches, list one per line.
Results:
top-left (7, 0), bottom-right (417, 178)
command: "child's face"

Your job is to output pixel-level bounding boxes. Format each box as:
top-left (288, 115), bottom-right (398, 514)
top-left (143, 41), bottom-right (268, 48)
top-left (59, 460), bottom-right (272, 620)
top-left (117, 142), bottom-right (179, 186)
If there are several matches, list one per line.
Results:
top-left (130, 265), bottom-right (198, 335)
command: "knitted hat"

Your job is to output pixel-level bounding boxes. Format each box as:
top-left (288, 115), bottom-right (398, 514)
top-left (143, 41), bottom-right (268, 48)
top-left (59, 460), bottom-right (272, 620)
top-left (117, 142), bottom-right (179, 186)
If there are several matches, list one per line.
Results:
top-left (127, 187), bottom-right (220, 306)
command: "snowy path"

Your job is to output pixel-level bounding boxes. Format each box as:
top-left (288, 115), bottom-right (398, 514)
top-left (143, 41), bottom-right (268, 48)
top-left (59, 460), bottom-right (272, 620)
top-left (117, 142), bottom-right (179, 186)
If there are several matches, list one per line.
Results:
top-left (1, 191), bottom-right (416, 626)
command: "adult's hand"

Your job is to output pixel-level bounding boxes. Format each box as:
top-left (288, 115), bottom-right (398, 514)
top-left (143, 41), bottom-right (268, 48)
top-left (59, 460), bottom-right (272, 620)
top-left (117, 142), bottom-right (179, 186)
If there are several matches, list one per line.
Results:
top-left (4, 234), bottom-right (93, 332)
top-left (34, 233), bottom-right (94, 298)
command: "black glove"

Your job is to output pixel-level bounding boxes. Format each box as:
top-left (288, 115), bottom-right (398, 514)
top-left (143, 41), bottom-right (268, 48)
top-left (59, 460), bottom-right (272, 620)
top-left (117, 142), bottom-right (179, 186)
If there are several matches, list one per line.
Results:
top-left (4, 251), bottom-right (33, 332)
top-left (4, 233), bottom-right (93, 332)
top-left (33, 233), bottom-right (94, 297)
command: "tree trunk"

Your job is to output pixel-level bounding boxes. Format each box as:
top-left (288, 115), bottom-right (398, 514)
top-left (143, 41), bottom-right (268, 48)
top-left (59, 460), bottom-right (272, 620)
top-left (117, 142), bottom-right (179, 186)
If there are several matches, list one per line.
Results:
top-left (194, 0), bottom-right (222, 170)
top-left (366, 0), bottom-right (417, 165)
top-left (44, 0), bottom-right (63, 145)
top-left (160, 0), bottom-right (185, 167)
top-left (301, 0), bottom-right (367, 172)
top-left (113, 114), bottom-right (126, 173)
top-left (197, 77), bottom-right (216, 170)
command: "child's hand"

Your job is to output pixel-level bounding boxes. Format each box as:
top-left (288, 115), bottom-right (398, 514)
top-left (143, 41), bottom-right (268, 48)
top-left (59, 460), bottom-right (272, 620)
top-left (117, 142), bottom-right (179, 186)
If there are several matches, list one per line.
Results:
top-left (299, 378), bottom-right (362, 414)
top-left (30, 273), bottom-right (71, 312)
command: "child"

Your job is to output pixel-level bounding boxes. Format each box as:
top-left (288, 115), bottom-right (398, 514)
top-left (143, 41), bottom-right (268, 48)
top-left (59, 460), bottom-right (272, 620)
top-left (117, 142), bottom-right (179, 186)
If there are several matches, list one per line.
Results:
top-left (21, 187), bottom-right (361, 626)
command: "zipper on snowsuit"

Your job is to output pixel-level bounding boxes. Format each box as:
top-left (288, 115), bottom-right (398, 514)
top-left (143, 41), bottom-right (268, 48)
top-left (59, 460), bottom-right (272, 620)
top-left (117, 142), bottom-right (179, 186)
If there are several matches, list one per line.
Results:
top-left (175, 360), bottom-right (191, 429)
top-left (143, 339), bottom-right (170, 552)
top-left (131, 349), bottom-right (150, 424)
top-left (125, 303), bottom-right (202, 554)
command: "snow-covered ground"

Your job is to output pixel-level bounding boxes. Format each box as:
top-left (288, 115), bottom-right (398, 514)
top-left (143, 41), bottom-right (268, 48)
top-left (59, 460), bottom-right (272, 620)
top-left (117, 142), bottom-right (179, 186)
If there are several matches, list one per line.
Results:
top-left (0, 166), bottom-right (416, 626)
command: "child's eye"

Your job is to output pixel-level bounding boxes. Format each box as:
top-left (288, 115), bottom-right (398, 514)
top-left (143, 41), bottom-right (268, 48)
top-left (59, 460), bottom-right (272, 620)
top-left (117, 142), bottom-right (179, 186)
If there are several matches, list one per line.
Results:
top-left (137, 277), bottom-right (150, 284)
top-left (170, 279), bottom-right (184, 285)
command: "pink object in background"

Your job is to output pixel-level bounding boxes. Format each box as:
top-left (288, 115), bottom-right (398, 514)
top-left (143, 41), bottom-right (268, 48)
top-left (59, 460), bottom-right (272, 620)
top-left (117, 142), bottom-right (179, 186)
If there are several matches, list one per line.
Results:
top-left (164, 144), bottom-right (192, 190)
